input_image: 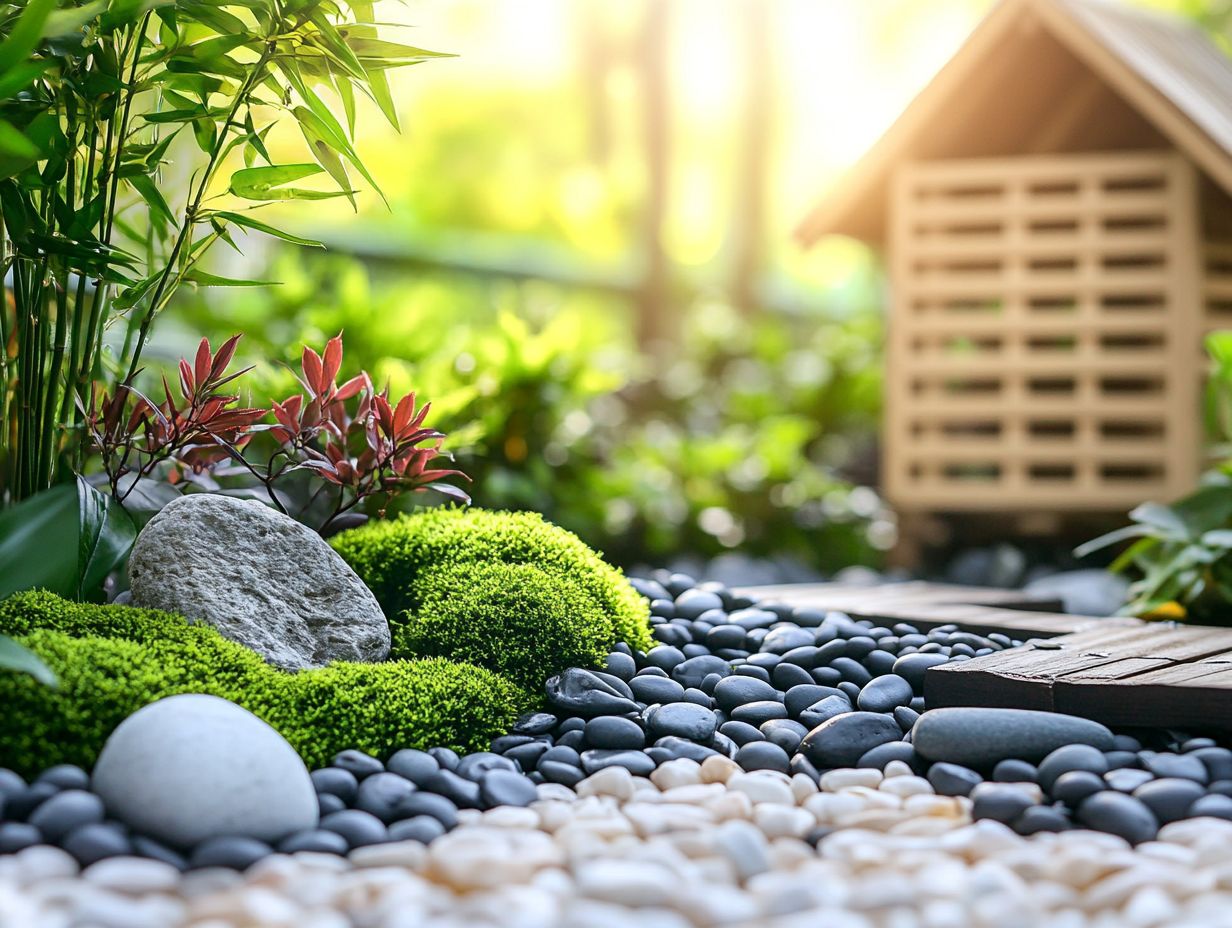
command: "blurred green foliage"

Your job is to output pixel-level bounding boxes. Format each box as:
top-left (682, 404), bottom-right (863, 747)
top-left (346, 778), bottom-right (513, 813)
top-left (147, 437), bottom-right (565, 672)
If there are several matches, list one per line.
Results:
top-left (168, 254), bottom-right (887, 571)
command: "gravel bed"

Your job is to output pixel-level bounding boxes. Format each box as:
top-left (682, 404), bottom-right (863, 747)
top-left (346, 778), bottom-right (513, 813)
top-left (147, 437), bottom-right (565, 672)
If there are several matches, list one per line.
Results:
top-left (7, 760), bottom-right (1232, 927)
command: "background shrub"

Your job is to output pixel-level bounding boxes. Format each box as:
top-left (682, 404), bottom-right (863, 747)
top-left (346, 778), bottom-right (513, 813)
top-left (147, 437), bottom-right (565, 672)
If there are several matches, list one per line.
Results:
top-left (332, 507), bottom-right (653, 651)
top-left (395, 561), bottom-right (612, 691)
top-left (0, 592), bottom-right (525, 775)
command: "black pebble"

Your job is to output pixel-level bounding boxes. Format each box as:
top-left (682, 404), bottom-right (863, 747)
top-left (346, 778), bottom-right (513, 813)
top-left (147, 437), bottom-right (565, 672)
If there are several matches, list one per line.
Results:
top-left (512, 712), bottom-right (558, 735)
top-left (858, 740), bottom-right (922, 772)
top-left (318, 794), bottom-right (346, 816)
top-left (320, 810), bottom-right (389, 848)
top-left (61, 823), bottom-right (132, 866)
top-left (1190, 794), bottom-right (1232, 820)
top-left (34, 765), bottom-right (90, 791)
top-left (856, 675), bottom-right (913, 713)
top-left (278, 829), bottom-right (349, 855)
top-left (585, 716), bottom-right (646, 750)
top-left (131, 835), bottom-right (188, 870)
top-left (713, 676), bottom-right (778, 712)
top-left (388, 749), bottom-right (443, 785)
top-left (1077, 791), bottom-right (1158, 845)
top-left (421, 769), bottom-right (481, 809)
top-left (332, 750), bottom-right (384, 780)
top-left (428, 747), bottom-right (461, 771)
top-left (581, 749), bottom-right (657, 776)
top-left (992, 759), bottom-right (1037, 783)
top-left (630, 676), bottom-right (686, 704)
top-left (1013, 805), bottom-right (1072, 835)
top-left (605, 652), bottom-right (637, 680)
top-left (311, 767), bottom-right (359, 803)
top-left (479, 769), bottom-right (538, 808)
top-left (1144, 753), bottom-right (1208, 784)
top-left (928, 762), bottom-right (983, 797)
top-left (354, 772), bottom-right (418, 824)
top-left (971, 785), bottom-right (1036, 824)
top-left (1036, 745), bottom-right (1109, 792)
top-left (190, 836), bottom-right (272, 870)
top-left (5, 783), bottom-right (58, 821)
top-left (735, 741), bottom-right (790, 774)
top-left (1132, 777), bottom-right (1206, 825)
top-left (388, 816), bottom-right (447, 843)
top-left (456, 753), bottom-right (517, 782)
top-left (1050, 770), bottom-right (1105, 807)
top-left (719, 721), bottom-right (765, 746)
top-left (0, 823), bottom-right (41, 853)
top-left (28, 789), bottom-right (104, 842)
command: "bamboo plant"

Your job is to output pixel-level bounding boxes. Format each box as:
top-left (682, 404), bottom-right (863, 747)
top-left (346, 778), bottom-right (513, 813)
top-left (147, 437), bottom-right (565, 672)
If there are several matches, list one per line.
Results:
top-left (0, 0), bottom-right (444, 503)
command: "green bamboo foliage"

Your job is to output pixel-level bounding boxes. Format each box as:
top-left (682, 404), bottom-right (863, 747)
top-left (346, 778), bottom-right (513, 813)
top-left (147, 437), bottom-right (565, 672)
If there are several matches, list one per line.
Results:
top-left (0, 0), bottom-right (446, 502)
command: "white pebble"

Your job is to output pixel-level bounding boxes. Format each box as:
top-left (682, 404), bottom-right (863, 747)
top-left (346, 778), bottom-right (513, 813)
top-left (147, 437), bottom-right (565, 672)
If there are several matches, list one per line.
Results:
top-left (820, 768), bottom-right (883, 792)
top-left (727, 773), bottom-right (796, 806)
top-left (83, 857), bottom-right (181, 894)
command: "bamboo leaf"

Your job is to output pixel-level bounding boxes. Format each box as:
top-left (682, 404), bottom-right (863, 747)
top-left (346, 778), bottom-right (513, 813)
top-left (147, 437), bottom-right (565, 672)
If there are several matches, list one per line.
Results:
top-left (183, 268), bottom-right (278, 287)
top-left (207, 210), bottom-right (325, 247)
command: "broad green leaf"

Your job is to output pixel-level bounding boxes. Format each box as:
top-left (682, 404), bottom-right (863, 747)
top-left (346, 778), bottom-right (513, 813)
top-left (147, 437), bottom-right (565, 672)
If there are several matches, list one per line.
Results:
top-left (0, 119), bottom-right (39, 179)
top-left (0, 636), bottom-right (57, 689)
top-left (207, 210), bottom-right (325, 247)
top-left (77, 477), bottom-right (136, 600)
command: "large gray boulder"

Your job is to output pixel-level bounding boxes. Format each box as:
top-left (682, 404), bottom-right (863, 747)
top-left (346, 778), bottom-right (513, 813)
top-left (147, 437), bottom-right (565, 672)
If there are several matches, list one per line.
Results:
top-left (94, 694), bottom-right (318, 847)
top-left (129, 494), bottom-right (389, 670)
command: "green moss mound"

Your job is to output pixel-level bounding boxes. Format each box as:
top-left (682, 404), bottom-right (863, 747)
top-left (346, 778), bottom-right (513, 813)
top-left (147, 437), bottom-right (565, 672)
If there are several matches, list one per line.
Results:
top-left (394, 561), bottom-right (611, 692)
top-left (0, 591), bottom-right (526, 776)
top-left (332, 507), bottom-right (652, 652)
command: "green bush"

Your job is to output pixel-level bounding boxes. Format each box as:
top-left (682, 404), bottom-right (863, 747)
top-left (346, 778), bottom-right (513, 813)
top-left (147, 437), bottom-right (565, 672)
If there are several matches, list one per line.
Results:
top-left (332, 507), bottom-right (652, 652)
top-left (0, 592), bottom-right (525, 776)
top-left (395, 561), bottom-right (611, 691)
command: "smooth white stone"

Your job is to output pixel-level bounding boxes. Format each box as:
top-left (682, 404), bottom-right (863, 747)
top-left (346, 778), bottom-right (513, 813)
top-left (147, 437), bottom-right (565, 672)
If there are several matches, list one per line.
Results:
top-left (82, 857), bottom-right (181, 894)
top-left (726, 773), bottom-right (796, 806)
top-left (577, 766), bottom-right (635, 801)
top-left (93, 694), bottom-right (317, 847)
top-left (650, 759), bottom-right (702, 791)
top-left (820, 768), bottom-right (884, 792)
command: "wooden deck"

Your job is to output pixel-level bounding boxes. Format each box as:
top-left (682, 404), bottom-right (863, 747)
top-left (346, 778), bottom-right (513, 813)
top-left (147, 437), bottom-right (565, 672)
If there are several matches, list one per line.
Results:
top-left (926, 622), bottom-right (1232, 729)
top-left (737, 581), bottom-right (1120, 638)
top-left (744, 581), bottom-right (1232, 730)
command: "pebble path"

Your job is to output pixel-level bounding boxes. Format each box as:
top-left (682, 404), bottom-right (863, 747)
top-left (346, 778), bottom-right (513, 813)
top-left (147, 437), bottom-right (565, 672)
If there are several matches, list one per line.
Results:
top-left (7, 760), bottom-right (1232, 927)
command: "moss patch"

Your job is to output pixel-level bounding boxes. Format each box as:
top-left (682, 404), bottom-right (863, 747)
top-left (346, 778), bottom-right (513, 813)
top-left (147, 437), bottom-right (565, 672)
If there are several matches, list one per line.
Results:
top-left (332, 507), bottom-right (652, 653)
top-left (394, 561), bottom-right (611, 692)
top-left (0, 591), bottom-right (526, 776)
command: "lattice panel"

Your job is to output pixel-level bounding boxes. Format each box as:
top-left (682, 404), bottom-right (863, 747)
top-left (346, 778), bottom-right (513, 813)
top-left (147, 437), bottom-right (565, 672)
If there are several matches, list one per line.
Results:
top-left (886, 152), bottom-right (1204, 511)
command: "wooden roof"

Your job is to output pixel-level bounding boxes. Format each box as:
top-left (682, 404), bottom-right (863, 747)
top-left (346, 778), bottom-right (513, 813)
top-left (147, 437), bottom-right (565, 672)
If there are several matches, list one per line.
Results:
top-left (796, 0), bottom-right (1232, 246)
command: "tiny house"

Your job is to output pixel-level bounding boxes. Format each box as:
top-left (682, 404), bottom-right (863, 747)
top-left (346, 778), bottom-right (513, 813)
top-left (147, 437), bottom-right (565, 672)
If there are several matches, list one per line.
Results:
top-left (798, 0), bottom-right (1232, 553)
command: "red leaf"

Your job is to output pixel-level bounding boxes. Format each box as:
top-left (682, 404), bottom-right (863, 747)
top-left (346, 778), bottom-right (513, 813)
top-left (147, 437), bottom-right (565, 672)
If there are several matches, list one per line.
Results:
top-left (336, 373), bottom-right (366, 401)
top-left (323, 333), bottom-right (343, 388)
top-left (392, 393), bottom-right (415, 434)
top-left (209, 334), bottom-right (243, 382)
top-left (178, 359), bottom-right (194, 398)
top-left (193, 338), bottom-right (212, 389)
top-left (373, 394), bottom-right (393, 434)
top-left (302, 346), bottom-right (324, 396)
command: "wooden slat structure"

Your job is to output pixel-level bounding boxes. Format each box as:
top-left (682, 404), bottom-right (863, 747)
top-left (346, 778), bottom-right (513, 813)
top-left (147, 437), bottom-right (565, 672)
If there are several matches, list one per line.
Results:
top-left (794, 0), bottom-right (1232, 557)
top-left (925, 622), bottom-right (1232, 729)
top-left (736, 581), bottom-right (1120, 638)
top-left (886, 151), bottom-right (1206, 511)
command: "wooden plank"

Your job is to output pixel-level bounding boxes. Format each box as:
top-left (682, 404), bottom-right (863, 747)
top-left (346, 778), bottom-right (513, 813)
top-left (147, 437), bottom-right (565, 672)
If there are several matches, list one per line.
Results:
top-left (733, 581), bottom-right (1124, 638)
top-left (927, 622), bottom-right (1232, 729)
